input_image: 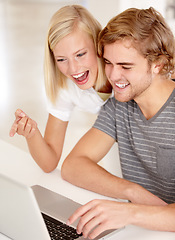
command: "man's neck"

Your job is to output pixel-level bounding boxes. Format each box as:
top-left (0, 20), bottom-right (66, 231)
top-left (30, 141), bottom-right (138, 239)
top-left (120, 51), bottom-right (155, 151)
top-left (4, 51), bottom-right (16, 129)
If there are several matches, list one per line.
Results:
top-left (135, 78), bottom-right (175, 120)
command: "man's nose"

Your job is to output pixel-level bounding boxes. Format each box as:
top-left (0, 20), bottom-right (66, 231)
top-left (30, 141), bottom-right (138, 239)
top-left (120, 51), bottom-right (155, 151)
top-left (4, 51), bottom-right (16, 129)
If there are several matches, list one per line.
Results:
top-left (108, 66), bottom-right (122, 82)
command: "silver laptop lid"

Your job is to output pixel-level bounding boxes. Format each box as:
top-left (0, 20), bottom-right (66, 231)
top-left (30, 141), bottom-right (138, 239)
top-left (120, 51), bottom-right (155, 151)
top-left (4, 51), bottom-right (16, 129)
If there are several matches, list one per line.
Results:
top-left (0, 173), bottom-right (50, 240)
top-left (32, 185), bottom-right (123, 240)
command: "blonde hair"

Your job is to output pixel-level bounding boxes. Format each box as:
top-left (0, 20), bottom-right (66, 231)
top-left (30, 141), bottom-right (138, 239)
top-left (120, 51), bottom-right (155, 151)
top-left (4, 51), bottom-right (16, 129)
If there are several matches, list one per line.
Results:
top-left (98, 7), bottom-right (175, 77)
top-left (44, 5), bottom-right (107, 103)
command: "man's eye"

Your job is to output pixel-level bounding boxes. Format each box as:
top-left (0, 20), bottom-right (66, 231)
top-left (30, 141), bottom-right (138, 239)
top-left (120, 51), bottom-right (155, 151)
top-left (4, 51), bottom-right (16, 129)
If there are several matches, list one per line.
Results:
top-left (122, 66), bottom-right (131, 70)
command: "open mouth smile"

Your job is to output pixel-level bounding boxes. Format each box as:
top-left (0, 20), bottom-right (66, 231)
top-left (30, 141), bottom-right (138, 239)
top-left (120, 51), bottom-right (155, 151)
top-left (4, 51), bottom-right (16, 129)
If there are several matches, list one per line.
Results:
top-left (72, 71), bottom-right (89, 85)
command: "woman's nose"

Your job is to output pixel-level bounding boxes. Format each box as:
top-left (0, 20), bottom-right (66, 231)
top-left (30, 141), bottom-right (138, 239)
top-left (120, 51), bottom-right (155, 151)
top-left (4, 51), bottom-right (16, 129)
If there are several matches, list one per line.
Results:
top-left (68, 58), bottom-right (79, 73)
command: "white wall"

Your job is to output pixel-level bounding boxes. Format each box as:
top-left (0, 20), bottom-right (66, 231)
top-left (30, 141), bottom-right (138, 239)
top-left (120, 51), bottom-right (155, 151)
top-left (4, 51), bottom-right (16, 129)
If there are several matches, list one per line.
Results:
top-left (86, 0), bottom-right (175, 34)
top-left (119, 0), bottom-right (166, 15)
top-left (87, 0), bottom-right (120, 27)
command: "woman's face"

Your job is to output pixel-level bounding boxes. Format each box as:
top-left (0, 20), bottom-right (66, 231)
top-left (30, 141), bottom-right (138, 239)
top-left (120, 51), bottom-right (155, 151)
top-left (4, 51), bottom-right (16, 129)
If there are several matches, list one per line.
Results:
top-left (53, 28), bottom-right (98, 90)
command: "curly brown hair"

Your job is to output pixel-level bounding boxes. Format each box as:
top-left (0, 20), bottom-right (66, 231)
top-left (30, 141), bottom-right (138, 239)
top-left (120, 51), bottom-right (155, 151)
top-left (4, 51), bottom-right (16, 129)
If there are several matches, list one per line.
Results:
top-left (98, 7), bottom-right (175, 77)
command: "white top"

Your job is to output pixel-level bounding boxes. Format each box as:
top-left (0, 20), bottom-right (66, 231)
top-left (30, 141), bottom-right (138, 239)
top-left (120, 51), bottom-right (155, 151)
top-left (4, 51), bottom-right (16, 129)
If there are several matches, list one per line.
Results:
top-left (47, 78), bottom-right (112, 121)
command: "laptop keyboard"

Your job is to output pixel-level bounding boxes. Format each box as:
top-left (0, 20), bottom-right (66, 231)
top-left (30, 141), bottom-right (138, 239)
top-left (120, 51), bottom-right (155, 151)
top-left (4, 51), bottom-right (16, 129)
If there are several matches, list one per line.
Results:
top-left (42, 212), bottom-right (82, 240)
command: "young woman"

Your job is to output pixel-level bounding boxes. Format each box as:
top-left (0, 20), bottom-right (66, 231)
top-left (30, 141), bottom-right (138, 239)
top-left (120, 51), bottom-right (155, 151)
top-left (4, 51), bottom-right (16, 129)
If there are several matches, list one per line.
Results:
top-left (9, 5), bottom-right (112, 172)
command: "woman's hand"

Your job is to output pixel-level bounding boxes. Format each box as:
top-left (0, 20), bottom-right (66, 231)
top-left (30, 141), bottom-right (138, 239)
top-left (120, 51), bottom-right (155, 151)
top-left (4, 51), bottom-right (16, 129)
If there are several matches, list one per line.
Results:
top-left (9, 109), bottom-right (37, 139)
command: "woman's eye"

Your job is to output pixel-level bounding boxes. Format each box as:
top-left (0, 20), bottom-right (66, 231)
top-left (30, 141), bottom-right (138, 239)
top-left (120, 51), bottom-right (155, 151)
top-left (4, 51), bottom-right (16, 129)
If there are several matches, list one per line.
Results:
top-left (104, 60), bottom-right (111, 65)
top-left (57, 58), bottom-right (66, 62)
top-left (77, 52), bottom-right (86, 57)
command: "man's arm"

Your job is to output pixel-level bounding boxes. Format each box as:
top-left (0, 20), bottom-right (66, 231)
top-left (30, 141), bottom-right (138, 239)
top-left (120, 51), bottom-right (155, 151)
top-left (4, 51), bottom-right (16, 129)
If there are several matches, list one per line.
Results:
top-left (67, 200), bottom-right (175, 239)
top-left (61, 128), bottom-right (166, 205)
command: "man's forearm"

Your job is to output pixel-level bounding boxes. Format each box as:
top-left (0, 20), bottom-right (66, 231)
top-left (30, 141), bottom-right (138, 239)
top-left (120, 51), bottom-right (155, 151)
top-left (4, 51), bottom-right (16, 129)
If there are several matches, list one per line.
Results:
top-left (62, 155), bottom-right (131, 198)
top-left (132, 203), bottom-right (175, 232)
top-left (62, 156), bottom-right (166, 206)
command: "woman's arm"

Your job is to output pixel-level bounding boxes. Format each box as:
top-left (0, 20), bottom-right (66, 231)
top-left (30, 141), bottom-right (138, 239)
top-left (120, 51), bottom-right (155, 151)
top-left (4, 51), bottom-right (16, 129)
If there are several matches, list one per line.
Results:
top-left (10, 109), bottom-right (68, 172)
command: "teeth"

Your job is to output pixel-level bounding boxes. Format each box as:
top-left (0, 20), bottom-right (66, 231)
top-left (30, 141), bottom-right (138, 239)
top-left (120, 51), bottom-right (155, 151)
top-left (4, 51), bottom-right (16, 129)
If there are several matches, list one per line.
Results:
top-left (72, 72), bottom-right (85, 79)
top-left (115, 83), bottom-right (128, 89)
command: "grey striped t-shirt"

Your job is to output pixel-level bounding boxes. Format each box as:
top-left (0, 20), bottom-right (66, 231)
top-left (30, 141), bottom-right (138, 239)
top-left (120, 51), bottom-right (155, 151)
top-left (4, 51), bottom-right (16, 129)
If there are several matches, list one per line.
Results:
top-left (93, 89), bottom-right (175, 204)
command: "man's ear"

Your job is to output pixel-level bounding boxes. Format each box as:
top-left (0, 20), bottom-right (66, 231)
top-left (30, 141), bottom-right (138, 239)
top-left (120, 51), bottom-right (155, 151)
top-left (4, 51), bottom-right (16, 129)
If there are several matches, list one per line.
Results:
top-left (152, 63), bottom-right (162, 74)
top-left (152, 57), bottom-right (167, 74)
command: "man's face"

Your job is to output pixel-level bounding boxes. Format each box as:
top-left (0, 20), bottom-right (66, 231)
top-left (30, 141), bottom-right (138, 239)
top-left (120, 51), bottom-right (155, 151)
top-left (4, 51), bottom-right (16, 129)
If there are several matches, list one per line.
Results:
top-left (103, 39), bottom-right (154, 104)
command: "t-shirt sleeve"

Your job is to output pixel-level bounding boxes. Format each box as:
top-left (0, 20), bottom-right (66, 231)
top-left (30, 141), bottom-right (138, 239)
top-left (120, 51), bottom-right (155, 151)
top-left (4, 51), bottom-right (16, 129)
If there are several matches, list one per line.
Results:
top-left (93, 97), bottom-right (117, 140)
top-left (46, 87), bottom-right (75, 122)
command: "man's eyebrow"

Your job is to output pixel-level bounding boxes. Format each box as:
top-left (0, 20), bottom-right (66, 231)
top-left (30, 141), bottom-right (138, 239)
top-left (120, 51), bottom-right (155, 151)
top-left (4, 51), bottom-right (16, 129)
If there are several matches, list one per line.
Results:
top-left (103, 58), bottom-right (134, 66)
top-left (117, 62), bottom-right (134, 66)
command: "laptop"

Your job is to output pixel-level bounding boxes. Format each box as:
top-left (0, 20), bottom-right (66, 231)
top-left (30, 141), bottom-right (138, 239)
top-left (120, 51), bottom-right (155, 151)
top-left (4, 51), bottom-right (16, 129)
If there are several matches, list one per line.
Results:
top-left (0, 173), bottom-right (122, 240)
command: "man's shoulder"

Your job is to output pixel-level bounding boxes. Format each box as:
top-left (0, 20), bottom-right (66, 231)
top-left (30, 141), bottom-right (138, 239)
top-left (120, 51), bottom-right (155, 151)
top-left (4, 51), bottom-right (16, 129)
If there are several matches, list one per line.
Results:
top-left (102, 97), bottom-right (117, 111)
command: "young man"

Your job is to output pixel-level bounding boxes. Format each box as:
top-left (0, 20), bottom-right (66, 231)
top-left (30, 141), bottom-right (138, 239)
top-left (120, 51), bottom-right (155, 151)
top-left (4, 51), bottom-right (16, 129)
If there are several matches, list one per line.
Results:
top-left (61, 7), bottom-right (175, 239)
